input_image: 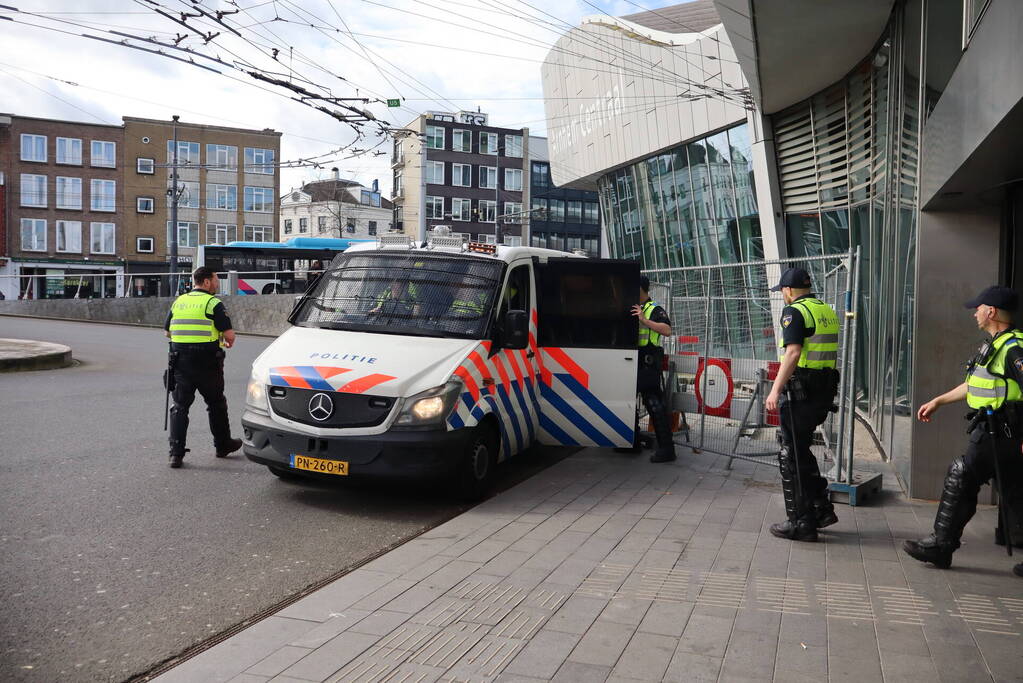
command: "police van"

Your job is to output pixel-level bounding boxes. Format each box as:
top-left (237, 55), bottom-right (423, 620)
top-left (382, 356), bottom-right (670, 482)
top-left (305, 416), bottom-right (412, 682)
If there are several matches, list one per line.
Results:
top-left (241, 228), bottom-right (640, 497)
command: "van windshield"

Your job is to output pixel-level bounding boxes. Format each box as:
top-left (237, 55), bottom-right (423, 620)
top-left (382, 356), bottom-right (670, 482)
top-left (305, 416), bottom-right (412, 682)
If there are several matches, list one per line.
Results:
top-left (294, 250), bottom-right (504, 339)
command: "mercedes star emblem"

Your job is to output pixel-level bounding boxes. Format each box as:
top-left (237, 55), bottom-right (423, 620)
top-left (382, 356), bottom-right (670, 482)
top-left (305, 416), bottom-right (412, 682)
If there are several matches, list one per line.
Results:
top-left (308, 392), bottom-right (334, 421)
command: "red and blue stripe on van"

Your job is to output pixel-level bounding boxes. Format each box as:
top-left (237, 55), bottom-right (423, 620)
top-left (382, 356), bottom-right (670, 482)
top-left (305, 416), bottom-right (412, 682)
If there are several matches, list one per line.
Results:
top-left (269, 366), bottom-right (396, 394)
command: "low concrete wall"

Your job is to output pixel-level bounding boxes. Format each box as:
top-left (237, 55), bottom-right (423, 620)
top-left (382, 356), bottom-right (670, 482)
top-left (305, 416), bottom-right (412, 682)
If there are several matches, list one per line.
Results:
top-left (0, 295), bottom-right (297, 337)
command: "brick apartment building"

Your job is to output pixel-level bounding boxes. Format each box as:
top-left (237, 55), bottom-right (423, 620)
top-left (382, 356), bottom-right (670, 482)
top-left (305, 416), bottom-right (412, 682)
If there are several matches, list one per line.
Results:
top-left (0, 113), bottom-right (281, 299)
top-left (0, 113), bottom-right (125, 299)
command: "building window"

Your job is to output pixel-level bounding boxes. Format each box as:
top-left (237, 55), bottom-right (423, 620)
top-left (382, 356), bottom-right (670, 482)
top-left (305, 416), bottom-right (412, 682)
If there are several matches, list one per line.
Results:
top-left (318, 215), bottom-right (327, 231)
top-left (206, 144), bottom-right (238, 170)
top-left (244, 147), bottom-right (275, 175)
top-left (168, 140), bottom-right (200, 165)
top-left (90, 179), bottom-right (116, 212)
top-left (504, 135), bottom-right (523, 158)
top-left (243, 186), bottom-right (274, 212)
top-left (56, 221), bottom-right (82, 253)
top-left (137, 196), bottom-right (155, 213)
top-left (137, 157), bottom-right (155, 174)
top-left (90, 141), bottom-right (116, 168)
top-left (480, 132), bottom-right (498, 155)
top-left (168, 180), bottom-right (200, 209)
top-left (299, 217), bottom-right (308, 233)
top-left (284, 219), bottom-right (293, 234)
top-left (360, 190), bottom-right (382, 207)
top-left (505, 168), bottom-right (523, 191)
top-left (206, 183), bottom-right (238, 210)
top-left (584, 202), bottom-right (599, 223)
top-left (426, 195), bottom-right (444, 219)
top-left (393, 171), bottom-right (403, 197)
top-left (453, 163), bottom-right (472, 187)
top-left (426, 160), bottom-right (445, 184)
top-left (451, 198), bottom-right (471, 221)
top-left (21, 218), bottom-right (47, 251)
top-left (531, 197), bottom-right (548, 219)
top-left (90, 222), bottom-right (115, 254)
top-left (549, 199), bottom-right (565, 221)
top-left (205, 223), bottom-right (236, 245)
top-left (56, 176), bottom-right (82, 210)
top-left (244, 224), bottom-right (272, 242)
top-left (167, 220), bottom-right (199, 247)
top-left (503, 201), bottom-right (522, 223)
top-left (368, 220), bottom-right (377, 236)
top-left (56, 137), bottom-right (82, 165)
top-left (21, 174), bottom-right (46, 207)
top-left (452, 129), bottom-right (472, 152)
top-left (20, 134), bottom-right (46, 162)
top-left (567, 201), bottom-right (582, 222)
top-left (426, 125), bottom-right (445, 150)
top-left (478, 199), bottom-right (496, 222)
top-left (136, 236), bottom-right (154, 253)
top-left (531, 162), bottom-right (549, 189)
top-left (345, 220), bottom-right (356, 234)
top-left (480, 166), bottom-right (497, 190)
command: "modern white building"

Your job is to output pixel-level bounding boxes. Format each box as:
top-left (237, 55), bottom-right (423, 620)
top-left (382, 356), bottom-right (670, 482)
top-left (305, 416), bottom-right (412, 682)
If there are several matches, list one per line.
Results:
top-left (279, 170), bottom-right (392, 241)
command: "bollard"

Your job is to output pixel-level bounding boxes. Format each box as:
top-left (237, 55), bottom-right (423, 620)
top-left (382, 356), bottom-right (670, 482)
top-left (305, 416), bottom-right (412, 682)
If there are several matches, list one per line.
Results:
top-left (227, 270), bottom-right (239, 296)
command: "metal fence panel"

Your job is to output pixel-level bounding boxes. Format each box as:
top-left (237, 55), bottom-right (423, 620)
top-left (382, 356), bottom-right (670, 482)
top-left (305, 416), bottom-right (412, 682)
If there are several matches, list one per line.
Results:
top-left (644, 249), bottom-right (860, 486)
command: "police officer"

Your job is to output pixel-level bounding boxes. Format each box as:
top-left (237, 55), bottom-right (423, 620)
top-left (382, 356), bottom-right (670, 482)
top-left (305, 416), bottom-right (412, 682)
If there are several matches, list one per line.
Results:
top-left (164, 267), bottom-right (242, 468)
top-left (904, 286), bottom-right (1023, 576)
top-left (633, 275), bottom-right (675, 463)
top-left (765, 267), bottom-right (840, 542)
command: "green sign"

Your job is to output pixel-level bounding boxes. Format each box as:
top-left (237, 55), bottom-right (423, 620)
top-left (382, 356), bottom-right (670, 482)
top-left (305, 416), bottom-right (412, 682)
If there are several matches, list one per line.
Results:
top-left (386, 98), bottom-right (401, 107)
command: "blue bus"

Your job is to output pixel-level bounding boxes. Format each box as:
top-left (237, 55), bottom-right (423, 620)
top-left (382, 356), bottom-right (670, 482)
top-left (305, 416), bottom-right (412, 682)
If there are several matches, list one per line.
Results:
top-left (196, 237), bottom-right (372, 295)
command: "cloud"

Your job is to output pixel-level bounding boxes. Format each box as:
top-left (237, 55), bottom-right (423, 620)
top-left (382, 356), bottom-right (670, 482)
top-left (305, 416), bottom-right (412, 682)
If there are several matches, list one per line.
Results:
top-left (0, 0), bottom-right (650, 194)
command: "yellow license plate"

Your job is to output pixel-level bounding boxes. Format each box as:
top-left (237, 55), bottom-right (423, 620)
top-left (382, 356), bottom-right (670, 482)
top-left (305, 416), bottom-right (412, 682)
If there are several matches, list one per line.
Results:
top-left (289, 454), bottom-right (348, 476)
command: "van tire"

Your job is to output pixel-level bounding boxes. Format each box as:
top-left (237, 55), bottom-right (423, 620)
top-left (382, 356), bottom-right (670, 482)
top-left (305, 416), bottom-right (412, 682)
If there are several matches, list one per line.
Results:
top-left (268, 465), bottom-right (300, 480)
top-left (457, 423), bottom-right (498, 501)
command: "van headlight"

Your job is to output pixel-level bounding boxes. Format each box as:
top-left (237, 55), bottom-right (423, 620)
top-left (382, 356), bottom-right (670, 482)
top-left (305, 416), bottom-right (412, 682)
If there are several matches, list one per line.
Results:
top-left (246, 371), bottom-right (269, 414)
top-left (392, 380), bottom-right (463, 430)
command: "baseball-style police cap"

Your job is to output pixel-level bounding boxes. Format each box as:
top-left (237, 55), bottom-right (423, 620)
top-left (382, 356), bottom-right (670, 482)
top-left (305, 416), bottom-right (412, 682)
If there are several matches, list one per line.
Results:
top-left (640, 275), bottom-right (650, 292)
top-left (770, 267), bottom-right (812, 292)
top-left (963, 285), bottom-right (1018, 312)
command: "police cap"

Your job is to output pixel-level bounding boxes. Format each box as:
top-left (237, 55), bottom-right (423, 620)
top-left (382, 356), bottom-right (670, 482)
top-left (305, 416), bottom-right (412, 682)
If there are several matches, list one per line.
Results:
top-left (639, 275), bottom-right (650, 292)
top-left (770, 267), bottom-right (812, 292)
top-left (963, 285), bottom-right (1018, 312)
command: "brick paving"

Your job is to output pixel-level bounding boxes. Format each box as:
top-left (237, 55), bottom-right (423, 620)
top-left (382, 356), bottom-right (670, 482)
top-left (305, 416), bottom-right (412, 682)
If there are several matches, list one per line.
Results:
top-left (155, 448), bottom-right (1023, 682)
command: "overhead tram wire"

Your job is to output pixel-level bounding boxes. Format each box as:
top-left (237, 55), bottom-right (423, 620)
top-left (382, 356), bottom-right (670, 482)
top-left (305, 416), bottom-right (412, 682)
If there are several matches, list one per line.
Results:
top-left (0, 67), bottom-right (111, 124)
top-left (324, 0), bottom-right (405, 104)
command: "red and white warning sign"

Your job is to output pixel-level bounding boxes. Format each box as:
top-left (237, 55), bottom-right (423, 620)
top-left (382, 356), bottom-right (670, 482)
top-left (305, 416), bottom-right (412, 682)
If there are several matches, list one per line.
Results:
top-left (695, 357), bottom-right (733, 418)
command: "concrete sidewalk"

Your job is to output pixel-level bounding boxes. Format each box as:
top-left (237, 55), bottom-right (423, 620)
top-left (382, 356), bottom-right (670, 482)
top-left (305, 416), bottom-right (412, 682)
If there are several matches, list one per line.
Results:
top-left (155, 448), bottom-right (1023, 683)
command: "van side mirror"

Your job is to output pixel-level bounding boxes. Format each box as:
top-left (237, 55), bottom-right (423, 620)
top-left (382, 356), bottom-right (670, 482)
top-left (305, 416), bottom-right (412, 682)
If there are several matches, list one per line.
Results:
top-left (503, 309), bottom-right (528, 349)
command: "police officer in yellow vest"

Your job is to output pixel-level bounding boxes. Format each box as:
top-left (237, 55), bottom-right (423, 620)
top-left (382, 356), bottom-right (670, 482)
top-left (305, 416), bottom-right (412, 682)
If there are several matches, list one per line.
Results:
top-left (163, 267), bottom-right (242, 468)
top-left (905, 286), bottom-right (1023, 576)
top-left (632, 275), bottom-right (676, 463)
top-left (765, 268), bottom-right (841, 542)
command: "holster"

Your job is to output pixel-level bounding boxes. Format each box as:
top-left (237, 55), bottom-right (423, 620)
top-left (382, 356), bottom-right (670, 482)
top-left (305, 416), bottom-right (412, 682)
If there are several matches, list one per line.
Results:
top-left (789, 367), bottom-right (840, 406)
top-left (163, 351), bottom-right (178, 392)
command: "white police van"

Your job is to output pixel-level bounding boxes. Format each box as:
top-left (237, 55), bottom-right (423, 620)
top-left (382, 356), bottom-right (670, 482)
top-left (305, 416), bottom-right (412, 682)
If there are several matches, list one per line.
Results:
top-left (241, 228), bottom-right (640, 497)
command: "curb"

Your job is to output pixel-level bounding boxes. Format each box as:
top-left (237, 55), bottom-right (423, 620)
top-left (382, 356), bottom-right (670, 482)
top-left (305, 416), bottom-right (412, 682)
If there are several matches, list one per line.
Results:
top-left (0, 338), bottom-right (73, 372)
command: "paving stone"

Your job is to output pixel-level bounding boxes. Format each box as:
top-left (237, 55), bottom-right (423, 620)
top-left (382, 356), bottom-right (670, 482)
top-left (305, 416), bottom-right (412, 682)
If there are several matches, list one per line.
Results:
top-left (675, 610), bottom-right (734, 659)
top-left (662, 650), bottom-right (722, 682)
top-left (545, 594), bottom-right (610, 635)
top-left (245, 647), bottom-right (312, 678)
top-left (348, 579), bottom-right (417, 613)
top-left (610, 631), bottom-right (676, 681)
top-left (348, 609), bottom-right (410, 636)
top-left (598, 596), bottom-right (653, 627)
top-left (552, 660), bottom-right (611, 682)
top-left (566, 619), bottom-right (635, 668)
top-left (879, 651), bottom-right (941, 682)
top-left (287, 610), bottom-right (372, 650)
top-left (502, 629), bottom-right (581, 679)
top-left (636, 600), bottom-right (694, 637)
top-left (827, 652), bottom-right (882, 683)
top-left (720, 628), bottom-right (778, 679)
top-left (227, 675), bottom-right (269, 683)
top-left (275, 570), bottom-right (394, 622)
top-left (278, 631), bottom-right (379, 681)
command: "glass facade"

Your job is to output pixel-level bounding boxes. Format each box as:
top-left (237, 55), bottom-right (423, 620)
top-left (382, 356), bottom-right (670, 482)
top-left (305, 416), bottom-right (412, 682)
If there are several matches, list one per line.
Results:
top-left (772, 1), bottom-right (923, 477)
top-left (530, 160), bottom-right (600, 255)
top-left (598, 122), bottom-right (761, 269)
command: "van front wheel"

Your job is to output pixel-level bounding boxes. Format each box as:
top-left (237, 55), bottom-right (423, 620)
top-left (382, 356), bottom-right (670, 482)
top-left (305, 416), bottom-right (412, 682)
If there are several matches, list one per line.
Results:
top-left (457, 424), bottom-right (498, 501)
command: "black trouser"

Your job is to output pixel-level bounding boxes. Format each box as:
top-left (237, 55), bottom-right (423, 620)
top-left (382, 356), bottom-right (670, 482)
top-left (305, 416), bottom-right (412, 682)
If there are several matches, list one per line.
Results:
top-left (932, 425), bottom-right (1023, 549)
top-left (169, 345), bottom-right (232, 456)
top-left (777, 397), bottom-right (831, 519)
top-left (638, 350), bottom-right (673, 454)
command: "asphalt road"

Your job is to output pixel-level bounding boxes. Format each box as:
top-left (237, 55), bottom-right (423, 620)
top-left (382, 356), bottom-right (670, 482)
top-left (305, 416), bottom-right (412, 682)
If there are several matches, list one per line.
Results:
top-left (0, 317), bottom-right (565, 682)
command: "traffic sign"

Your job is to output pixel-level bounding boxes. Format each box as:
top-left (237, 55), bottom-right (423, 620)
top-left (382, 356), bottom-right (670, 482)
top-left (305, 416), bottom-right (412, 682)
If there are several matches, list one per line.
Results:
top-left (386, 98), bottom-right (400, 107)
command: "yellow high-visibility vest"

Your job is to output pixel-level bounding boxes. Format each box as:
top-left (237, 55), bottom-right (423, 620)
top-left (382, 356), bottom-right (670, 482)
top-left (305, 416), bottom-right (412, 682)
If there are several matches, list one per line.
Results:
top-left (780, 297), bottom-right (839, 369)
top-left (168, 290), bottom-right (220, 343)
top-left (966, 330), bottom-right (1023, 410)
top-left (638, 300), bottom-right (661, 348)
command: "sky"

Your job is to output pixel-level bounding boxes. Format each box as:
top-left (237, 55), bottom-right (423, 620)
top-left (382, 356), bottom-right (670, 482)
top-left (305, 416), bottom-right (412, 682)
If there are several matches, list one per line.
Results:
top-left (0, 0), bottom-right (649, 195)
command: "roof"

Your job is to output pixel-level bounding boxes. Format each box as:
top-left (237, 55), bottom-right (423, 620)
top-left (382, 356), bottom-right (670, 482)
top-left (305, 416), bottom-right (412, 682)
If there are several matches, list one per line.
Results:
top-left (297, 179), bottom-right (393, 210)
top-left (619, 0), bottom-right (720, 34)
top-left (529, 136), bottom-right (550, 163)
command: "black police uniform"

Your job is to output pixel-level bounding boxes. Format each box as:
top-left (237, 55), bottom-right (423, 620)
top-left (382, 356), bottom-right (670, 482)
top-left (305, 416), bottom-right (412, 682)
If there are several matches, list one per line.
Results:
top-left (773, 295), bottom-right (840, 540)
top-left (639, 302), bottom-right (676, 463)
top-left (164, 290), bottom-right (236, 463)
top-left (904, 326), bottom-right (1023, 569)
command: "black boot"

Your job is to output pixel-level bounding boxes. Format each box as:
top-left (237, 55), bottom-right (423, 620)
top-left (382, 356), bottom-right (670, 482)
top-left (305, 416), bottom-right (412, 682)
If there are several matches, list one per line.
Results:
top-left (169, 445), bottom-right (189, 469)
top-left (903, 457), bottom-right (976, 569)
top-left (813, 498), bottom-right (839, 529)
top-left (771, 441), bottom-right (817, 542)
top-left (1013, 563), bottom-right (1023, 578)
top-left (646, 394), bottom-right (676, 463)
top-left (215, 438), bottom-right (242, 458)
